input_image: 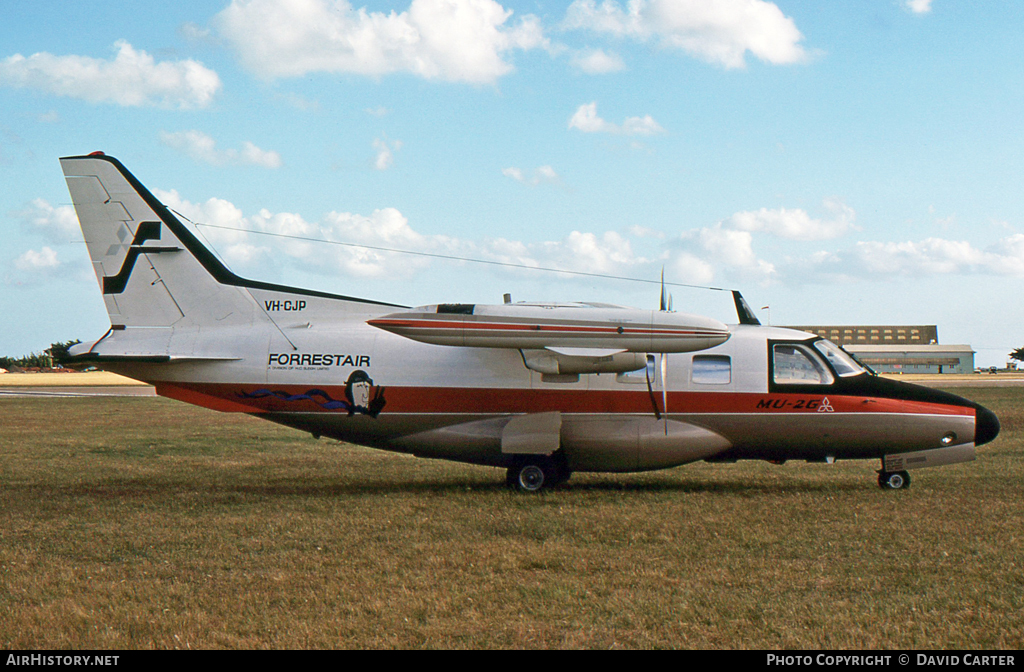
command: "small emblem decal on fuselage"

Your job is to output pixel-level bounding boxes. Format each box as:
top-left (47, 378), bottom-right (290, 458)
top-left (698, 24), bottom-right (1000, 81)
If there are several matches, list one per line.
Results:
top-left (343, 370), bottom-right (386, 417)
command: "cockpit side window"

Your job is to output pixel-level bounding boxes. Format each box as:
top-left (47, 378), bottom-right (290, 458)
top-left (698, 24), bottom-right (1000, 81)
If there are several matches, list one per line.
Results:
top-left (813, 339), bottom-right (865, 377)
top-left (773, 344), bottom-right (835, 385)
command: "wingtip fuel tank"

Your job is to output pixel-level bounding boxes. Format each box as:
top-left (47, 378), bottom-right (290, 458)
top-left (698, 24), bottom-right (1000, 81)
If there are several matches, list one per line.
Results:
top-left (367, 301), bottom-right (731, 353)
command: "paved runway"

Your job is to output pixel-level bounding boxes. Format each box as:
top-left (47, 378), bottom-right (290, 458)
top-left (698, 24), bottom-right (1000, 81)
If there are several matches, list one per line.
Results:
top-left (0, 385), bottom-right (156, 398)
top-left (912, 378), bottom-right (1024, 388)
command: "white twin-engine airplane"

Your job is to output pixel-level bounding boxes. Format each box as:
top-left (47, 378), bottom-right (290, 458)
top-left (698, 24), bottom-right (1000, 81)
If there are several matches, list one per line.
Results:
top-left (60, 153), bottom-right (1000, 492)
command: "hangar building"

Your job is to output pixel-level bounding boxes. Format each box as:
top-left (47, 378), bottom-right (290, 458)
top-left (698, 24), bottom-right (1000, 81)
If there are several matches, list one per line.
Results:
top-left (782, 325), bottom-right (975, 374)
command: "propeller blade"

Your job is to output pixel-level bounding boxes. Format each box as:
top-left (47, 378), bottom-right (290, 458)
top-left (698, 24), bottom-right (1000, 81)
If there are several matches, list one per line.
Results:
top-left (660, 352), bottom-right (669, 434)
top-left (660, 269), bottom-right (668, 312)
top-left (645, 354), bottom-right (661, 420)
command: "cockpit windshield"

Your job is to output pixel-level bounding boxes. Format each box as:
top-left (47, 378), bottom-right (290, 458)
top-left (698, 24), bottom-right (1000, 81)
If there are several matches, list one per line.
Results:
top-left (813, 339), bottom-right (866, 377)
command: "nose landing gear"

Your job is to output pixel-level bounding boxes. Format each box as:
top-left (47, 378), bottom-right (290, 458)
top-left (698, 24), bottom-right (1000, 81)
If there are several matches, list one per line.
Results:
top-left (878, 469), bottom-right (911, 490)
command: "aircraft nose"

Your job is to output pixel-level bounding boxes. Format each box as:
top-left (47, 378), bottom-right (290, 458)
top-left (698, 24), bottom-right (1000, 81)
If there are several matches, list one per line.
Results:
top-left (975, 404), bottom-right (1000, 446)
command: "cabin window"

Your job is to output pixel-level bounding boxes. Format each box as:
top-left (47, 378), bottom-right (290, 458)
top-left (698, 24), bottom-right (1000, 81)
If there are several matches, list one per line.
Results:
top-left (692, 355), bottom-right (731, 385)
top-left (773, 344), bottom-right (835, 385)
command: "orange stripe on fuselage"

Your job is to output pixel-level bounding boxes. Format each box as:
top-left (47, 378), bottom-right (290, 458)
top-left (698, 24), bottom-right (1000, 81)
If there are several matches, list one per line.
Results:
top-left (152, 382), bottom-right (976, 418)
top-left (156, 382), bottom-right (262, 413)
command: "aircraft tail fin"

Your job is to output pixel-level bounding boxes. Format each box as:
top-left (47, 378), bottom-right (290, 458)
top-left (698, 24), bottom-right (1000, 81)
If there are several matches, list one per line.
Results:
top-left (61, 152), bottom-right (262, 330)
top-left (60, 153), bottom-right (399, 337)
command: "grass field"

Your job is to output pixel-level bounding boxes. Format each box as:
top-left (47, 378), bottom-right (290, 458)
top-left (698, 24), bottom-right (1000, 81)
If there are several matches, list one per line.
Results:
top-left (1, 387), bottom-right (1021, 649)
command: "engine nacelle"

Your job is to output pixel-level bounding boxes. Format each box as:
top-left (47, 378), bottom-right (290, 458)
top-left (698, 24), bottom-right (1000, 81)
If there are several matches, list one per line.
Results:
top-left (562, 417), bottom-right (732, 472)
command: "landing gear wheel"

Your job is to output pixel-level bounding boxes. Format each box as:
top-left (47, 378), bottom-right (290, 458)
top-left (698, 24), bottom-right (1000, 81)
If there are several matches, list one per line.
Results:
top-left (878, 470), bottom-right (911, 490)
top-left (506, 456), bottom-right (567, 493)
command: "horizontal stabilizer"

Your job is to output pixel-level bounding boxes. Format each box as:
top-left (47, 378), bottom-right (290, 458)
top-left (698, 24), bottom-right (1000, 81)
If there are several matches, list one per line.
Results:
top-left (69, 330), bottom-right (241, 365)
top-left (70, 353), bottom-right (243, 364)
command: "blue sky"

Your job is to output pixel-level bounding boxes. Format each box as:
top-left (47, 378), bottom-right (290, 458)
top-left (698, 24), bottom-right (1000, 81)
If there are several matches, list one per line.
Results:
top-left (2, 0), bottom-right (1022, 366)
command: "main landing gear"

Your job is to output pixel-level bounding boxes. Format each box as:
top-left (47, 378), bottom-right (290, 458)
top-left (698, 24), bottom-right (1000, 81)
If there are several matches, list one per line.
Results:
top-left (878, 469), bottom-right (911, 490)
top-left (506, 455), bottom-right (571, 493)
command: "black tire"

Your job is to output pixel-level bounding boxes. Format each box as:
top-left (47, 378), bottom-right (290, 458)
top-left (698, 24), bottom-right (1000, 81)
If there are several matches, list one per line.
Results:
top-left (506, 456), bottom-right (565, 493)
top-left (878, 470), bottom-right (911, 490)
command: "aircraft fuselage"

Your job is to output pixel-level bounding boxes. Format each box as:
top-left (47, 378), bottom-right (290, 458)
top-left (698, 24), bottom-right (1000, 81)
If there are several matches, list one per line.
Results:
top-left (94, 294), bottom-right (994, 475)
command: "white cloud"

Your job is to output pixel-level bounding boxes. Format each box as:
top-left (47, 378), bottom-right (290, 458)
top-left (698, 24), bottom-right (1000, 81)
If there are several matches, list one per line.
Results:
top-left (628, 225), bottom-right (666, 239)
top-left (906, 0), bottom-right (933, 14)
top-left (155, 188), bottom-right (451, 279)
top-left (179, 22), bottom-right (217, 44)
top-left (0, 41), bottom-right (221, 108)
top-left (239, 141), bottom-right (283, 168)
top-left (160, 130), bottom-right (282, 168)
top-left (621, 115), bottom-right (664, 136)
top-left (372, 136), bottom-right (402, 170)
top-left (563, 0), bottom-right (807, 69)
top-left (14, 247), bottom-right (60, 271)
top-left (694, 225), bottom-right (776, 281)
top-left (984, 234), bottom-right (1024, 275)
top-left (669, 252), bottom-right (715, 285)
top-left (569, 102), bottom-right (664, 135)
top-left (152, 189), bottom-right (659, 281)
top-left (568, 102), bottom-right (616, 133)
top-left (501, 167), bottom-right (525, 182)
top-left (214, 0), bottom-right (549, 84)
top-left (537, 165), bottom-right (558, 180)
top-left (570, 48), bottom-right (626, 74)
top-left (559, 231), bottom-right (639, 273)
top-left (725, 198), bottom-right (857, 240)
top-left (778, 232), bottom-right (1024, 285)
top-left (857, 239), bottom-right (976, 274)
top-left (502, 164), bottom-right (560, 186)
top-left (850, 236), bottom-right (1022, 276)
top-left (486, 230), bottom-right (650, 277)
top-left (670, 199), bottom-right (857, 284)
top-left (13, 198), bottom-right (80, 241)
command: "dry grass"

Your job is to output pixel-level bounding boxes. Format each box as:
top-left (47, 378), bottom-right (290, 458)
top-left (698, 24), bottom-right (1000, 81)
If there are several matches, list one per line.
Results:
top-left (1, 387), bottom-right (1021, 649)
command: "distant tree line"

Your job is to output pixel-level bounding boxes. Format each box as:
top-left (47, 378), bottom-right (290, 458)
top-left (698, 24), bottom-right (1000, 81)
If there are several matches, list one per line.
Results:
top-left (1012, 347), bottom-right (1024, 365)
top-left (0, 340), bottom-right (81, 370)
